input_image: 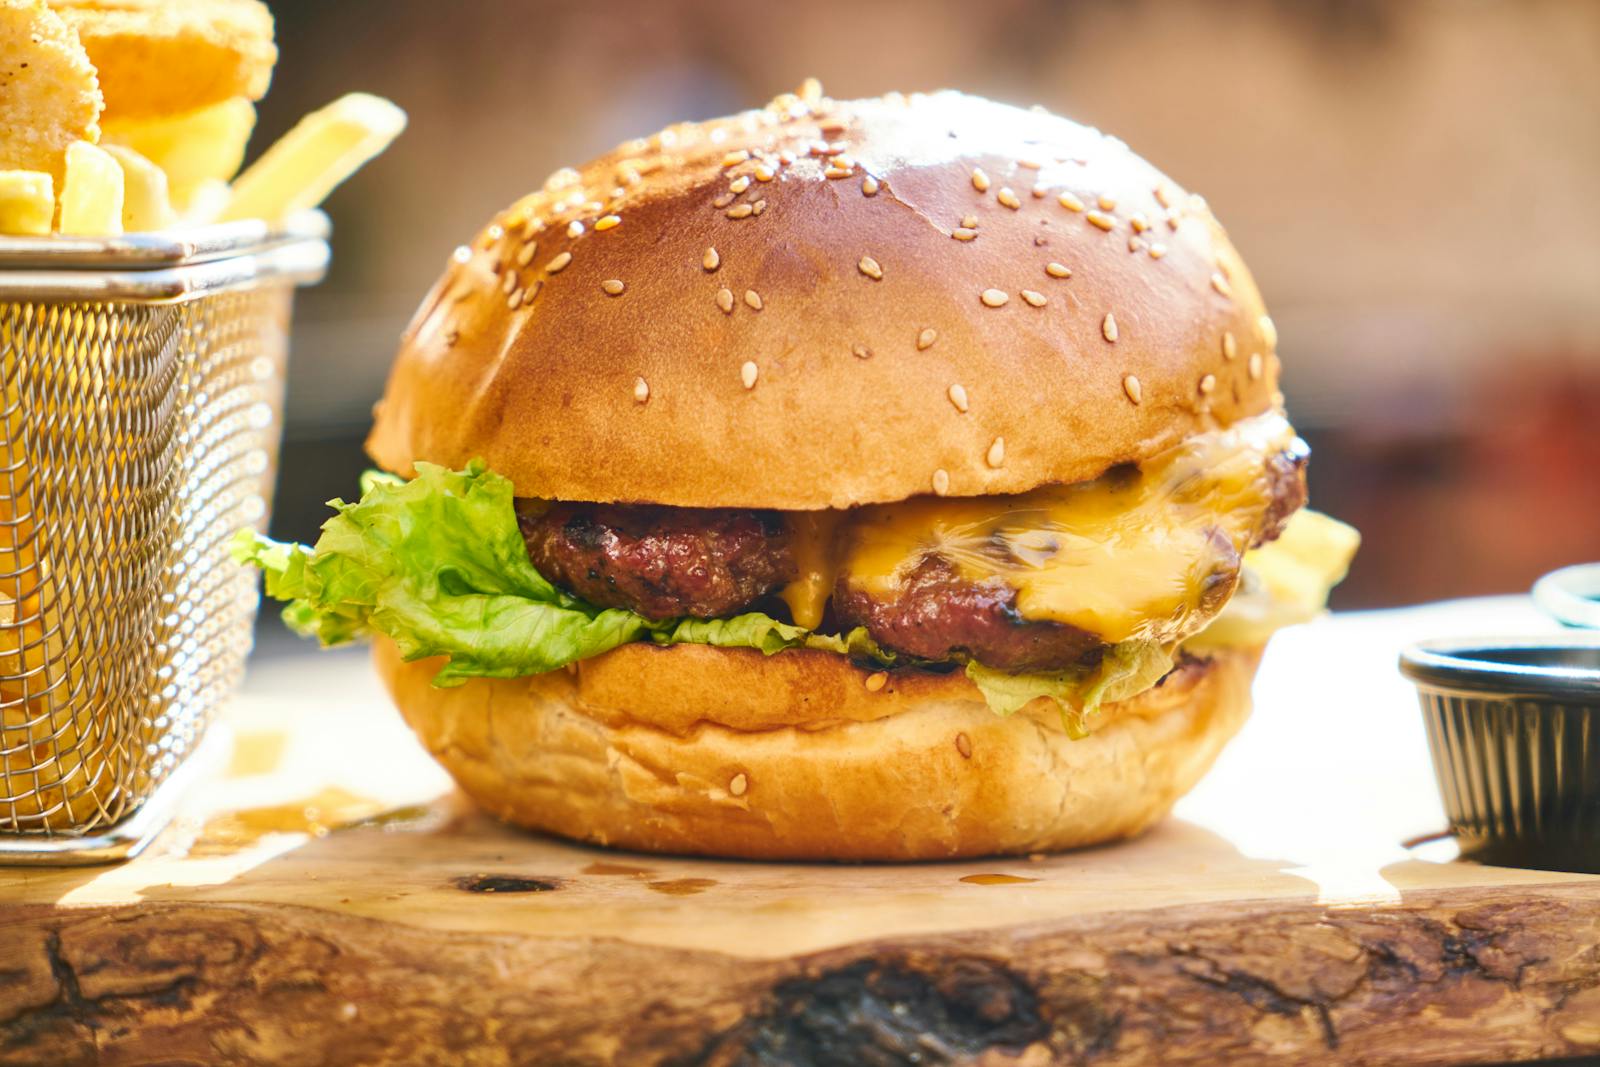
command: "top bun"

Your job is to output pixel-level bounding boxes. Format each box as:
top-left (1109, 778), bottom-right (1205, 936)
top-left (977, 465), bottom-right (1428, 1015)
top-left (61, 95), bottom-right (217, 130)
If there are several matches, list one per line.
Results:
top-left (369, 84), bottom-right (1282, 510)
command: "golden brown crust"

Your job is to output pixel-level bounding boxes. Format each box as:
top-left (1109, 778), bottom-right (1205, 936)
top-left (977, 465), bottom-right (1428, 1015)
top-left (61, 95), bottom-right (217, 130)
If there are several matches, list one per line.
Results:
top-left (375, 638), bottom-right (1262, 861)
top-left (0, 0), bottom-right (102, 185)
top-left (369, 88), bottom-right (1281, 509)
top-left (49, 0), bottom-right (275, 119)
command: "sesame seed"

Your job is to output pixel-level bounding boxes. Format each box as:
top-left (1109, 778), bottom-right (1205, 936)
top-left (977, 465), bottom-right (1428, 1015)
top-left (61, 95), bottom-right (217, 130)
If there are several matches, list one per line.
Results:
top-left (1166, 210), bottom-right (1181, 231)
top-left (752, 199), bottom-right (767, 215)
top-left (1098, 195), bottom-right (1117, 211)
top-left (1021, 289), bottom-right (1047, 307)
top-left (1019, 157), bottom-right (1043, 170)
top-left (1031, 185), bottom-right (1047, 198)
top-left (1130, 213), bottom-right (1150, 233)
top-left (1199, 373), bottom-right (1216, 395)
top-left (1045, 262), bottom-right (1071, 279)
top-left (1154, 184), bottom-right (1176, 208)
top-left (1210, 272), bottom-right (1233, 298)
top-left (727, 203), bottom-right (755, 219)
top-left (1128, 236), bottom-right (1147, 253)
top-left (516, 242), bottom-right (538, 268)
top-left (948, 383), bottom-right (970, 412)
top-left (955, 732), bottom-right (973, 759)
top-left (979, 288), bottom-right (1009, 308)
top-left (741, 360), bottom-right (759, 389)
top-left (1249, 352), bottom-right (1264, 380)
top-left (1148, 243), bottom-right (1168, 259)
top-left (744, 289), bottom-right (763, 310)
top-left (1058, 191), bottom-right (1085, 212)
top-left (546, 251), bottom-right (572, 273)
top-left (522, 281), bottom-right (542, 305)
top-left (729, 772), bottom-right (748, 797)
top-left (1259, 315), bottom-right (1278, 348)
top-left (712, 193), bottom-right (735, 209)
top-left (997, 187), bottom-right (1021, 210)
top-left (505, 288), bottom-right (522, 309)
top-left (594, 214), bottom-right (621, 231)
top-left (853, 343), bottom-right (872, 359)
top-left (729, 175), bottom-right (752, 195)
top-left (865, 671), bottom-right (888, 692)
top-left (824, 166), bottom-right (851, 179)
top-left (779, 150), bottom-right (796, 165)
top-left (986, 437), bottom-right (1005, 468)
top-left (1222, 332), bottom-right (1238, 359)
top-left (831, 154), bottom-right (856, 170)
top-left (602, 279), bottom-right (626, 296)
top-left (754, 163), bottom-right (775, 182)
top-left (501, 270), bottom-right (518, 294)
top-left (952, 227), bottom-right (977, 241)
top-left (1123, 374), bottom-right (1142, 404)
top-left (567, 220), bottom-right (585, 238)
top-left (703, 247), bottom-right (721, 272)
top-left (932, 469), bottom-right (951, 496)
top-left (1087, 211), bottom-right (1115, 231)
top-left (971, 167), bottom-right (991, 192)
top-left (633, 377), bottom-right (650, 403)
top-left (858, 256), bottom-right (884, 280)
top-left (961, 215), bottom-right (979, 228)
top-left (917, 327), bottom-right (938, 350)
top-left (444, 328), bottom-right (459, 347)
top-left (716, 288), bottom-right (735, 314)
top-left (1102, 313), bottom-right (1119, 342)
top-left (862, 176), bottom-right (880, 196)
top-left (722, 149), bottom-right (751, 167)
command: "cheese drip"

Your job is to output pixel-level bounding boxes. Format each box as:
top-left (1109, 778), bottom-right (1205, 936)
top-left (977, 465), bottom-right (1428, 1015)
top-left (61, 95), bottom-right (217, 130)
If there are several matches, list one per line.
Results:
top-left (813, 412), bottom-right (1298, 645)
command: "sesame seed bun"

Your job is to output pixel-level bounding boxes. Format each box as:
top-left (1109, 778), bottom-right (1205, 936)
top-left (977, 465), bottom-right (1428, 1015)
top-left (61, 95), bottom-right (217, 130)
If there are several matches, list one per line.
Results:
top-left (374, 637), bottom-right (1261, 861)
top-left (368, 87), bottom-right (1281, 509)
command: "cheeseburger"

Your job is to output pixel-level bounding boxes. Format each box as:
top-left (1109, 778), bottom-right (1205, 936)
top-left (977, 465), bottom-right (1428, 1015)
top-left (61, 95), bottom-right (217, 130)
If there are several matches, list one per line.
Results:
top-left (239, 83), bottom-right (1358, 860)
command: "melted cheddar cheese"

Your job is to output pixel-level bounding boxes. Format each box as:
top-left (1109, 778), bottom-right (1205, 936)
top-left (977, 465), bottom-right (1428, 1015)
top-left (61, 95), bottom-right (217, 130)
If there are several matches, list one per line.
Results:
top-left (781, 412), bottom-right (1300, 644)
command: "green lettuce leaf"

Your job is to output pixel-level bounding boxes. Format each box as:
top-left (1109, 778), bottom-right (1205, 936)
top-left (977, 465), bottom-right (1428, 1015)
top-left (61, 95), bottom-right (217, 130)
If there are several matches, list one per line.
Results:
top-left (965, 640), bottom-right (1176, 737)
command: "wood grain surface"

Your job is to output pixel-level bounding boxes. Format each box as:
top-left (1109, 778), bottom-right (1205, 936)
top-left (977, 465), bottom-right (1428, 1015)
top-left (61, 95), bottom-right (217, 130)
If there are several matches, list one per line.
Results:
top-left (1, 598), bottom-right (1597, 1066)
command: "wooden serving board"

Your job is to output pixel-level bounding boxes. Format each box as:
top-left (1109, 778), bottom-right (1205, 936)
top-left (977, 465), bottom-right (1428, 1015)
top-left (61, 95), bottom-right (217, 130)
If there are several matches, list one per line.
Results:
top-left (3, 598), bottom-right (1599, 1067)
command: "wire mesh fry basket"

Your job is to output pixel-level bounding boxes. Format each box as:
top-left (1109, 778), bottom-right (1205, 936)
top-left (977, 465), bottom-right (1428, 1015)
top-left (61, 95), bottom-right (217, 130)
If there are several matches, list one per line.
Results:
top-left (0, 213), bottom-right (329, 863)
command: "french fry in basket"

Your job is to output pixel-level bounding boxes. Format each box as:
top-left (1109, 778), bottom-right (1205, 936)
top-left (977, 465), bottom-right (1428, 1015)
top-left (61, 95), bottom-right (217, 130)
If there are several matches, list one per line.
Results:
top-left (0, 172), bottom-right (56, 236)
top-left (101, 145), bottom-right (174, 232)
top-left (58, 140), bottom-right (124, 236)
top-left (102, 97), bottom-right (257, 207)
top-left (222, 92), bottom-right (405, 223)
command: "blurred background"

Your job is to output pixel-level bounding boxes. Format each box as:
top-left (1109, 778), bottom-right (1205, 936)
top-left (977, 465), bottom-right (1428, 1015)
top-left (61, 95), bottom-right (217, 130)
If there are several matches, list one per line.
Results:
top-left (259, 0), bottom-right (1599, 611)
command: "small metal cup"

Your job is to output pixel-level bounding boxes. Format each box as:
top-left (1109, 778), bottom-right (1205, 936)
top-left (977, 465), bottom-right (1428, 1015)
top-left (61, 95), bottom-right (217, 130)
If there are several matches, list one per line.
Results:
top-left (1400, 636), bottom-right (1600, 874)
top-left (1532, 563), bottom-right (1600, 630)
top-left (0, 214), bottom-right (328, 863)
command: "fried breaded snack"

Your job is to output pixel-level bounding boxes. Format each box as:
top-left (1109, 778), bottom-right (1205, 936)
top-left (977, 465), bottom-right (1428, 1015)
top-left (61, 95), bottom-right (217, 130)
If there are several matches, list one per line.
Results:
top-left (47, 0), bottom-right (275, 119)
top-left (0, 0), bottom-right (102, 185)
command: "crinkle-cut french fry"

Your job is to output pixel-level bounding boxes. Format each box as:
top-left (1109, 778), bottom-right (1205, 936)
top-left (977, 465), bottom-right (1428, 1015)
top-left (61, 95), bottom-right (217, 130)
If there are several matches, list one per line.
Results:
top-left (100, 144), bottom-right (173, 232)
top-left (0, 171), bottom-right (55, 235)
top-left (222, 92), bottom-right (405, 223)
top-left (58, 140), bottom-right (125, 236)
top-left (102, 96), bottom-right (256, 203)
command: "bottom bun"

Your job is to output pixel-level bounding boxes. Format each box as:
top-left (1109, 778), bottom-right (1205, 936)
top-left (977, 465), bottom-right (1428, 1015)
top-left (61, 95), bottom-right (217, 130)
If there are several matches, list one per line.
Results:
top-left (374, 638), bottom-right (1263, 861)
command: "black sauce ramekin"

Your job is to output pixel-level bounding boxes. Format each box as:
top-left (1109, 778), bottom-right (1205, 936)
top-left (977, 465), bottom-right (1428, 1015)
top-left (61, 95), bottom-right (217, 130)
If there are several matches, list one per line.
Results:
top-left (1400, 637), bottom-right (1600, 874)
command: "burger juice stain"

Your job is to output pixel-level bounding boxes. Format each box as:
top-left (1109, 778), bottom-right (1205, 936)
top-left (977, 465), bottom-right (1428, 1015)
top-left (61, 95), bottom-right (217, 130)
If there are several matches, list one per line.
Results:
top-left (960, 873), bottom-right (1040, 886)
top-left (582, 861), bottom-right (656, 877)
top-left (646, 878), bottom-right (718, 897)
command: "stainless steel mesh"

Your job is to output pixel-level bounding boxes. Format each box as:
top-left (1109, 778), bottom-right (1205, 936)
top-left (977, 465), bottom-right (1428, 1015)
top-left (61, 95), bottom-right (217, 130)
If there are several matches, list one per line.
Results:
top-left (0, 217), bottom-right (326, 856)
top-left (0, 290), bottom-right (289, 836)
